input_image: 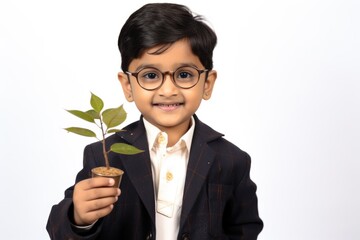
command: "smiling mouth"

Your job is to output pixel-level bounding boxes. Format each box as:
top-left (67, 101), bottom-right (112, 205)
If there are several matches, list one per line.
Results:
top-left (154, 103), bottom-right (183, 111)
top-left (155, 103), bottom-right (182, 107)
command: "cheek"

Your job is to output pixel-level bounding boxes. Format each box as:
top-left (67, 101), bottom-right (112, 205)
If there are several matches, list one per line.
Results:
top-left (184, 89), bottom-right (204, 105)
top-left (130, 82), bottom-right (144, 96)
top-left (132, 87), bottom-right (153, 102)
top-left (188, 85), bottom-right (205, 99)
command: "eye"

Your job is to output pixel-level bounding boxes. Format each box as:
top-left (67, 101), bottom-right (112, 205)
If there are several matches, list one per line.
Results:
top-left (175, 67), bottom-right (199, 82)
top-left (139, 68), bottom-right (161, 81)
top-left (143, 72), bottom-right (158, 79)
top-left (178, 71), bottom-right (193, 79)
top-left (175, 67), bottom-right (197, 81)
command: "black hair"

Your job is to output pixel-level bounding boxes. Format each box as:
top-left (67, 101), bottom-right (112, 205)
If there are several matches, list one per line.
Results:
top-left (118, 3), bottom-right (217, 72)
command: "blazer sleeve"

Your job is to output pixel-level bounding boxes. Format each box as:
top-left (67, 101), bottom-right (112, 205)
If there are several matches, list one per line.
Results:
top-left (46, 145), bottom-right (103, 240)
top-left (224, 152), bottom-right (263, 239)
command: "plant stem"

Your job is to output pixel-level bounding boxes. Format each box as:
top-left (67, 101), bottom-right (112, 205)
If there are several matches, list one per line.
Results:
top-left (100, 118), bottom-right (110, 169)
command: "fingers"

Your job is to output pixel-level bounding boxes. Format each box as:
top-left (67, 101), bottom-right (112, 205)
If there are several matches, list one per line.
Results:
top-left (73, 177), bottom-right (121, 226)
top-left (81, 184), bottom-right (120, 202)
top-left (82, 177), bottom-right (117, 190)
top-left (74, 194), bottom-right (119, 225)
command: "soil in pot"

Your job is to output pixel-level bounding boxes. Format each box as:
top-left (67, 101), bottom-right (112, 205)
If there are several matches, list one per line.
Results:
top-left (91, 167), bottom-right (124, 188)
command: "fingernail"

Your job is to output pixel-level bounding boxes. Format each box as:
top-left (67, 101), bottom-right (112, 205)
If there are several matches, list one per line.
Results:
top-left (109, 178), bottom-right (115, 186)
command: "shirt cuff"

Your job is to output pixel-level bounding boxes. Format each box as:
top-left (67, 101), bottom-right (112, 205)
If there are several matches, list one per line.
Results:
top-left (72, 220), bottom-right (98, 232)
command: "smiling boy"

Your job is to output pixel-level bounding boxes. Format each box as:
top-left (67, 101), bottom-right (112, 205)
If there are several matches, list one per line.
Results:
top-left (47, 3), bottom-right (263, 240)
top-left (119, 38), bottom-right (215, 146)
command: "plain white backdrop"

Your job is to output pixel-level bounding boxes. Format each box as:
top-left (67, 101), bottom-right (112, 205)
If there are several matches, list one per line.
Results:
top-left (1, 0), bottom-right (359, 239)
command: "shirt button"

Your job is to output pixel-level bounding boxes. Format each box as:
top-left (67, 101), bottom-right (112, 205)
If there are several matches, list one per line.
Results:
top-left (157, 134), bottom-right (165, 144)
top-left (166, 171), bottom-right (173, 181)
top-left (181, 233), bottom-right (190, 240)
top-left (146, 232), bottom-right (153, 240)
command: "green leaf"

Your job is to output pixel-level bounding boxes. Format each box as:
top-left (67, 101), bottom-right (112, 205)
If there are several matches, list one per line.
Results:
top-left (90, 92), bottom-right (104, 113)
top-left (66, 110), bottom-right (95, 123)
top-left (102, 105), bottom-right (127, 129)
top-left (86, 109), bottom-right (100, 120)
top-left (110, 143), bottom-right (144, 155)
top-left (64, 127), bottom-right (97, 138)
top-left (107, 128), bottom-right (125, 134)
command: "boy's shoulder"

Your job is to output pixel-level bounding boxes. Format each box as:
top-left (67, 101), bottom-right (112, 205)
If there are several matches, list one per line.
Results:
top-left (193, 115), bottom-right (249, 156)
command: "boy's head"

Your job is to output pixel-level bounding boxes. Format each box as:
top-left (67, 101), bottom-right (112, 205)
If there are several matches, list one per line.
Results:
top-left (118, 3), bottom-right (217, 72)
top-left (117, 3), bottom-right (218, 137)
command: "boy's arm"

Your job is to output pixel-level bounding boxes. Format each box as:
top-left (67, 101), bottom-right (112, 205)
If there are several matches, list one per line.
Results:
top-left (225, 153), bottom-right (263, 239)
top-left (46, 192), bottom-right (102, 240)
top-left (47, 179), bottom-right (112, 240)
top-left (46, 145), bottom-right (105, 239)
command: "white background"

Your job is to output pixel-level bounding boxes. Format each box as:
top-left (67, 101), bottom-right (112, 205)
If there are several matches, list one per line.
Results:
top-left (1, 0), bottom-right (359, 239)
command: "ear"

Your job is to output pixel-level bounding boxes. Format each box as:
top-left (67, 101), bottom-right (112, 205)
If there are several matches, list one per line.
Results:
top-left (118, 72), bottom-right (133, 102)
top-left (203, 70), bottom-right (217, 100)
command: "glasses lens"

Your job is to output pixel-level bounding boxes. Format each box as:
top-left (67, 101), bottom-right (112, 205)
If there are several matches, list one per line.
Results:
top-left (137, 68), bottom-right (162, 90)
top-left (174, 67), bottom-right (200, 88)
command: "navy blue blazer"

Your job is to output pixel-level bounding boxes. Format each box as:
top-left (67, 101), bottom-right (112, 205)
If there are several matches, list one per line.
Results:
top-left (47, 115), bottom-right (263, 239)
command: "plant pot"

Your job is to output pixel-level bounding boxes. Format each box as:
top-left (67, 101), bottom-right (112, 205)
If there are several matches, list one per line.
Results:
top-left (91, 167), bottom-right (124, 188)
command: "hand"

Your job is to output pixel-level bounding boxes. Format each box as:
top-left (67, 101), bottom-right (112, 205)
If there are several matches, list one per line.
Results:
top-left (73, 177), bottom-right (121, 226)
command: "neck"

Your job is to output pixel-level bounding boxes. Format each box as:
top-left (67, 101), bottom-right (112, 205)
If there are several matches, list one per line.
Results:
top-left (161, 119), bottom-right (191, 147)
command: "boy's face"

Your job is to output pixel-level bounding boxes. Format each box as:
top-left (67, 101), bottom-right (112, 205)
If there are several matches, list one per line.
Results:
top-left (118, 39), bottom-right (216, 134)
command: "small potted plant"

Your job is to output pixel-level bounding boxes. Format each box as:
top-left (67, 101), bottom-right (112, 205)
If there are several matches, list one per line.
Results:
top-left (64, 92), bottom-right (143, 187)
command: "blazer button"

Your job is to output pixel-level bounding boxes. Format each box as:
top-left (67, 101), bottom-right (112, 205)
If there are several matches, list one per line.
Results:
top-left (181, 233), bottom-right (190, 240)
top-left (145, 232), bottom-right (153, 240)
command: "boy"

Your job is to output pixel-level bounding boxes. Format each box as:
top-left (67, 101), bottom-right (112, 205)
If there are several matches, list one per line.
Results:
top-left (47, 3), bottom-right (263, 239)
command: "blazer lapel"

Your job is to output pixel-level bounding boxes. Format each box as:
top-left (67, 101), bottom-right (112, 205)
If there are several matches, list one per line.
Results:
top-left (116, 116), bottom-right (223, 230)
top-left (180, 116), bottom-right (223, 229)
top-left (116, 119), bottom-right (155, 226)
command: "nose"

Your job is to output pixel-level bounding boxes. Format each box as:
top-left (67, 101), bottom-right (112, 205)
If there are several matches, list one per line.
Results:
top-left (158, 73), bottom-right (178, 96)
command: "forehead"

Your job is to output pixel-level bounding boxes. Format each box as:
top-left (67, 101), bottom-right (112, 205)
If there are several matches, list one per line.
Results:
top-left (128, 39), bottom-right (203, 71)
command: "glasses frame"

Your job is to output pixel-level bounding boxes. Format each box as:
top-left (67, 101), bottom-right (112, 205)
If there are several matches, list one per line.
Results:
top-left (126, 65), bottom-right (209, 91)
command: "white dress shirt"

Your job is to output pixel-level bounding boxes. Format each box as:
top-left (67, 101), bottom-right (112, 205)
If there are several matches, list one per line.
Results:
top-left (143, 117), bottom-right (195, 240)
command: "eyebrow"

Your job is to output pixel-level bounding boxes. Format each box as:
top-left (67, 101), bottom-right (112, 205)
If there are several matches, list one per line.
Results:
top-left (134, 63), bottom-right (200, 72)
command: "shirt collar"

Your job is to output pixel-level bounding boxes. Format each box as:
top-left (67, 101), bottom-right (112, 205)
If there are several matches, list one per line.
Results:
top-left (143, 116), bottom-right (195, 152)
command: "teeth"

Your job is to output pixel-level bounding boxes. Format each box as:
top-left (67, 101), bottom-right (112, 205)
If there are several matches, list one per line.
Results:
top-left (159, 103), bottom-right (179, 106)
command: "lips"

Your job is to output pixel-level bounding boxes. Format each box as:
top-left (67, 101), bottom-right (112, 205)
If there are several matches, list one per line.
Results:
top-left (154, 103), bottom-right (183, 111)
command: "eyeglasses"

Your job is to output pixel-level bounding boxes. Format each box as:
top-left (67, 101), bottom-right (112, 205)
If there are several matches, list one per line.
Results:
top-left (126, 66), bottom-right (208, 91)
